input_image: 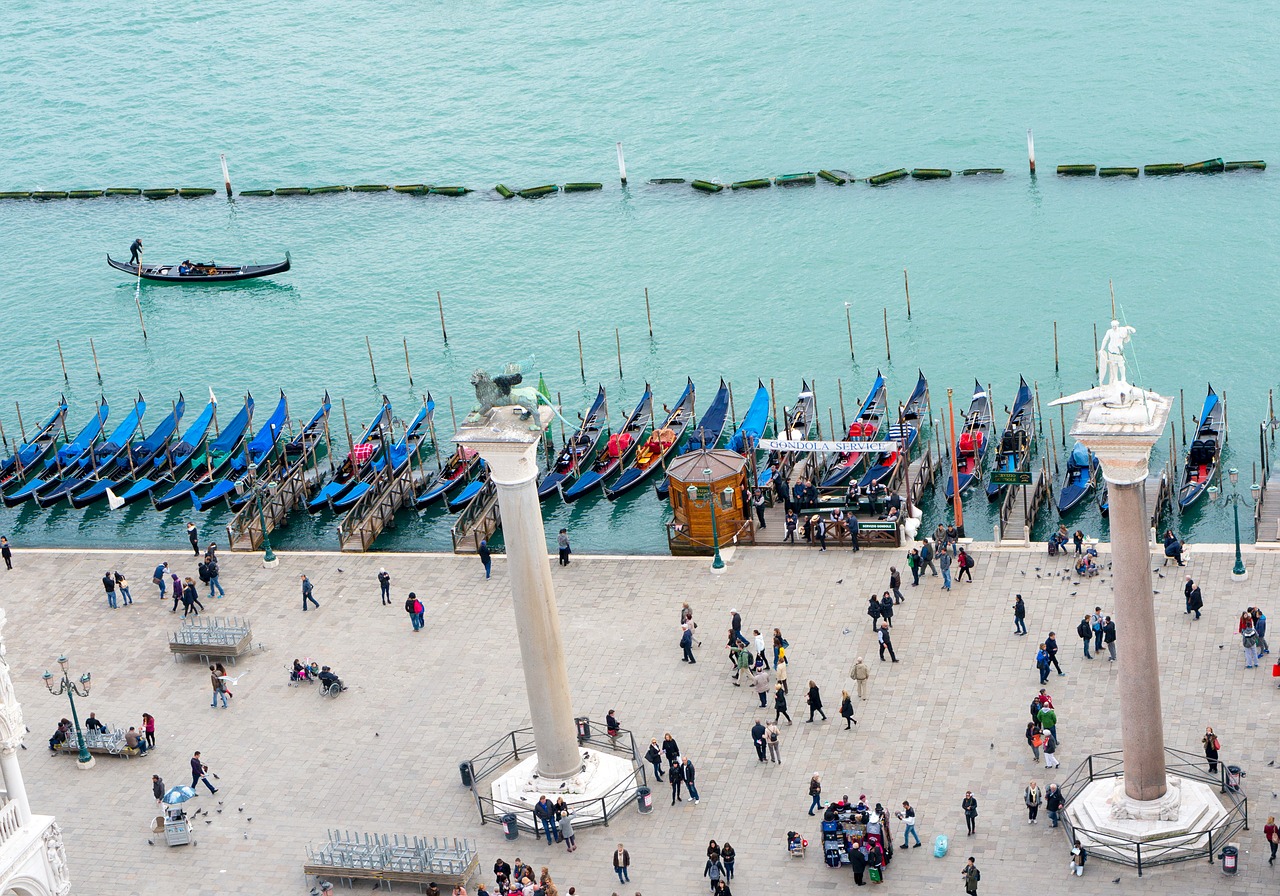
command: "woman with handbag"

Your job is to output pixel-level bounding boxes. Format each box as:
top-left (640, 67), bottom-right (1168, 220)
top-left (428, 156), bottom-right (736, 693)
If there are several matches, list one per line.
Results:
top-left (1265, 816), bottom-right (1278, 865)
top-left (1203, 726), bottom-right (1221, 774)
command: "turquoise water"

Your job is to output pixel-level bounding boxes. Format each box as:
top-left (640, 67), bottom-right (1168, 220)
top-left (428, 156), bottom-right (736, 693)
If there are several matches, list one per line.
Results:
top-left (1, 1), bottom-right (1277, 553)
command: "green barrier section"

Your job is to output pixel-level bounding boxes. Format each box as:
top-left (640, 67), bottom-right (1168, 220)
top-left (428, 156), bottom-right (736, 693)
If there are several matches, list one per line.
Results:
top-left (1056, 165), bottom-right (1097, 176)
top-left (495, 184), bottom-right (515, 198)
top-left (238, 189), bottom-right (275, 197)
top-left (274, 187), bottom-right (311, 196)
top-left (518, 185), bottom-right (558, 198)
top-left (1099, 167), bottom-right (1139, 178)
top-left (730, 179), bottom-right (771, 190)
top-left (1184, 158), bottom-right (1225, 173)
top-left (393, 184), bottom-right (427, 194)
top-left (648, 178), bottom-right (686, 184)
top-left (561, 183), bottom-right (603, 193)
top-left (775, 172), bottom-right (816, 185)
top-left (351, 184), bottom-right (389, 192)
top-left (1224, 160), bottom-right (1266, 170)
top-left (33, 191), bottom-right (69, 200)
top-left (1143, 163), bottom-right (1184, 175)
top-left (310, 186), bottom-right (349, 194)
top-left (68, 190), bottom-right (105, 199)
top-left (429, 186), bottom-right (471, 196)
top-left (0, 192), bottom-right (31, 199)
top-left (691, 180), bottom-right (724, 193)
top-left (867, 169), bottom-right (909, 185)
top-left (179, 187), bottom-right (216, 197)
top-left (961, 168), bottom-right (1005, 175)
top-left (817, 170), bottom-right (847, 184)
top-left (142, 188), bottom-right (177, 199)
top-left (105, 188), bottom-right (142, 196)
top-left (911, 168), bottom-right (952, 179)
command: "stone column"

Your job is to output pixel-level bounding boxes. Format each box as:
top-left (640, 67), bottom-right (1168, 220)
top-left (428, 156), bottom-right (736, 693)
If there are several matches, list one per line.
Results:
top-left (1068, 390), bottom-right (1173, 803)
top-left (455, 406), bottom-right (581, 780)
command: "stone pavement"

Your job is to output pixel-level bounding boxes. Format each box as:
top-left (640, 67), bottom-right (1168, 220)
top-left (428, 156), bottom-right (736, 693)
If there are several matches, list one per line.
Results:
top-left (2, 540), bottom-right (1278, 895)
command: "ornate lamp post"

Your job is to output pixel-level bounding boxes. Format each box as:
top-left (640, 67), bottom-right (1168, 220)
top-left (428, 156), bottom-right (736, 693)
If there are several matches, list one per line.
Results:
top-left (248, 461), bottom-right (278, 568)
top-left (1208, 467), bottom-right (1258, 581)
top-left (687, 465), bottom-right (735, 572)
top-left (42, 655), bottom-right (93, 769)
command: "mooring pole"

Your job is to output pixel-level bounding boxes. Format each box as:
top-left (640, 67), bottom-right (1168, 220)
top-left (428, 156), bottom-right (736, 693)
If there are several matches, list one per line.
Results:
top-left (883, 308), bottom-right (891, 361)
top-left (89, 338), bottom-right (102, 383)
top-left (616, 142), bottom-right (628, 186)
top-left (903, 268), bottom-right (912, 318)
top-left (644, 288), bottom-right (653, 338)
top-left (365, 336), bottom-right (377, 383)
top-left (844, 303), bottom-right (855, 361)
top-left (577, 331), bottom-right (585, 381)
top-left (615, 329), bottom-right (623, 378)
top-left (403, 337), bottom-right (413, 386)
top-left (1027, 128), bottom-right (1036, 175)
top-left (56, 340), bottom-right (68, 381)
top-left (437, 291), bottom-right (448, 342)
top-left (220, 153), bottom-right (233, 198)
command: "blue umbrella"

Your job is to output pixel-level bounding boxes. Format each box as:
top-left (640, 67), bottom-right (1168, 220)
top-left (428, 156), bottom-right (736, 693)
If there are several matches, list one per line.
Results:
top-left (162, 785), bottom-right (196, 805)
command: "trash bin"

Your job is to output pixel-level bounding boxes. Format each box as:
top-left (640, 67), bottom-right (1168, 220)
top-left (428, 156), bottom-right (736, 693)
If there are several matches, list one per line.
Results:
top-left (459, 761), bottom-right (473, 788)
top-left (636, 786), bottom-right (653, 814)
top-left (501, 813), bottom-right (519, 840)
top-left (1227, 765), bottom-right (1243, 792)
top-left (1220, 843), bottom-right (1239, 874)
top-left (575, 717), bottom-right (591, 742)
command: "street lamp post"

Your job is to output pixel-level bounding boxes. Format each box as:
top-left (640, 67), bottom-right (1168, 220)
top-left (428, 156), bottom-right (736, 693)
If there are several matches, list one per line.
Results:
top-left (1208, 467), bottom-right (1258, 582)
top-left (248, 462), bottom-right (278, 568)
top-left (43, 655), bottom-right (94, 769)
top-left (687, 464), bottom-right (735, 574)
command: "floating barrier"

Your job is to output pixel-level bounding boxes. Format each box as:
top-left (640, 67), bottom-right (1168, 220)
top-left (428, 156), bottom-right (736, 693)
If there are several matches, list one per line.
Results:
top-left (690, 180), bottom-right (724, 193)
top-left (106, 188), bottom-right (142, 196)
top-left (817, 169), bottom-right (848, 184)
top-left (517, 185), bottom-right (558, 198)
top-left (392, 184), bottom-right (427, 194)
top-left (179, 187), bottom-right (216, 197)
top-left (68, 190), bottom-right (105, 199)
top-left (239, 189), bottom-right (275, 197)
top-left (911, 168), bottom-right (952, 179)
top-left (961, 168), bottom-right (1004, 175)
top-left (1098, 167), bottom-right (1138, 178)
top-left (429, 186), bottom-right (471, 196)
top-left (648, 178), bottom-right (686, 184)
top-left (0, 192), bottom-right (31, 200)
top-left (1224, 160), bottom-right (1266, 171)
top-left (494, 184), bottom-right (515, 198)
top-left (273, 187), bottom-right (311, 196)
top-left (32, 191), bottom-right (69, 200)
top-left (730, 179), bottom-right (771, 190)
top-left (142, 188), bottom-right (177, 199)
top-left (561, 183), bottom-right (602, 193)
top-left (1184, 158), bottom-right (1224, 174)
top-left (350, 184), bottom-right (389, 193)
top-left (867, 169), bottom-right (909, 186)
top-left (775, 172), bottom-right (816, 186)
top-left (1056, 165), bottom-right (1096, 176)
top-left (309, 185), bottom-right (349, 194)
top-left (1143, 163), bottom-right (1184, 176)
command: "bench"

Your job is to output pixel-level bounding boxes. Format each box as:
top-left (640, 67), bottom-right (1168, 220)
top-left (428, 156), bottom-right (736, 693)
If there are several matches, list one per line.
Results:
top-left (168, 617), bottom-right (254, 664)
top-left (54, 727), bottom-right (144, 758)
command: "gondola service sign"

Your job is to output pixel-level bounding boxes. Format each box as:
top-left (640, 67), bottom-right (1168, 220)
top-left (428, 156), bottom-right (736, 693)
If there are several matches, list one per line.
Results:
top-left (757, 439), bottom-right (899, 453)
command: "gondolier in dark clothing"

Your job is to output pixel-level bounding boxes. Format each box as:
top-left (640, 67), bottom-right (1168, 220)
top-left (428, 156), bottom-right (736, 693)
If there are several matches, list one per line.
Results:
top-left (129, 238), bottom-right (143, 264)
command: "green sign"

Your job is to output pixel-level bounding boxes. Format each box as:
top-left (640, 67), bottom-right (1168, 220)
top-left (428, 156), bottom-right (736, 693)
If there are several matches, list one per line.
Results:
top-left (858, 520), bottom-right (899, 532)
top-left (991, 471), bottom-right (1033, 485)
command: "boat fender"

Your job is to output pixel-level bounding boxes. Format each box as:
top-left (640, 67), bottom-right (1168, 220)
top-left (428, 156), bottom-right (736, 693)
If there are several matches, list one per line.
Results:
top-left (68, 190), bottom-right (105, 198)
top-left (429, 186), bottom-right (471, 196)
top-left (273, 187), bottom-right (311, 196)
top-left (142, 188), bottom-right (178, 198)
top-left (238, 189), bottom-right (275, 197)
top-left (1143, 163), bottom-right (1184, 176)
top-left (690, 180), bottom-right (724, 193)
top-left (817, 169), bottom-right (847, 184)
top-left (775, 172), bottom-right (816, 185)
top-left (310, 185), bottom-right (350, 194)
top-left (105, 188), bottom-right (143, 196)
top-left (730, 179), bottom-right (771, 190)
top-left (648, 177), bottom-right (686, 184)
top-left (0, 192), bottom-right (31, 199)
top-left (1224, 160), bottom-right (1266, 171)
top-left (32, 191), bottom-right (70, 200)
top-left (393, 184), bottom-right (428, 194)
top-left (350, 184), bottom-right (390, 192)
top-left (1098, 167), bottom-right (1138, 178)
top-left (494, 184), bottom-right (515, 198)
top-left (1056, 165), bottom-right (1097, 176)
top-left (1183, 158), bottom-right (1224, 174)
top-left (517, 185), bottom-right (558, 198)
top-left (867, 169), bottom-right (909, 185)
top-left (911, 168), bottom-right (952, 179)
top-left (961, 168), bottom-right (1004, 175)
top-left (561, 183), bottom-right (603, 192)
top-left (178, 187), bottom-right (217, 197)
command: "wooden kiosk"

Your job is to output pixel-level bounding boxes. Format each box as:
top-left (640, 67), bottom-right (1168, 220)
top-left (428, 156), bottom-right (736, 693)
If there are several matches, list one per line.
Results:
top-left (666, 448), bottom-right (753, 556)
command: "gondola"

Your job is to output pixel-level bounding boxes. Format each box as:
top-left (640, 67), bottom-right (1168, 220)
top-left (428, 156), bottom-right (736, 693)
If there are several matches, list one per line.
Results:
top-left (943, 380), bottom-right (992, 499)
top-left (3, 397), bottom-right (109, 507)
top-left (153, 394), bottom-right (255, 510)
top-left (107, 253), bottom-right (290, 283)
top-left (283, 392), bottom-right (333, 461)
top-left (307, 398), bottom-right (393, 512)
top-left (1058, 442), bottom-right (1099, 514)
top-left (1178, 384), bottom-right (1225, 509)
top-left (70, 396), bottom-right (186, 509)
top-left (562, 385), bottom-right (653, 503)
top-left (0, 396), bottom-right (68, 491)
top-left (728, 381), bottom-right (771, 478)
top-left (447, 464), bottom-right (489, 511)
top-left (656, 379), bottom-right (730, 499)
top-left (605, 379), bottom-right (695, 500)
top-left (821, 372), bottom-right (887, 488)
top-left (1097, 481), bottom-right (1109, 517)
top-left (858, 371), bottom-right (928, 491)
top-left (331, 401), bottom-right (432, 513)
top-left (110, 397), bottom-right (217, 509)
top-left (538, 387), bottom-right (608, 501)
top-left (985, 377), bottom-right (1034, 500)
top-left (35, 395), bottom-right (146, 508)
top-left (416, 446), bottom-right (480, 508)
top-left (191, 392), bottom-right (290, 511)
top-left (757, 382), bottom-right (814, 489)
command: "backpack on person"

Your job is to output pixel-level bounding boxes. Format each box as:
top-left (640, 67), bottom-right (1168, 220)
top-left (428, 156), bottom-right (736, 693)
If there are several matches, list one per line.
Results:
top-left (1077, 619), bottom-right (1090, 639)
top-left (962, 552), bottom-right (975, 570)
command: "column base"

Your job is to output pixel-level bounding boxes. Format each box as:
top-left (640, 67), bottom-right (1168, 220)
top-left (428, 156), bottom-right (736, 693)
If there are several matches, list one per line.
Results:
top-left (490, 749), bottom-right (639, 827)
top-left (262, 555), bottom-right (280, 569)
top-left (1064, 774), bottom-right (1229, 864)
top-left (1231, 569), bottom-right (1249, 583)
top-left (75, 756), bottom-right (95, 770)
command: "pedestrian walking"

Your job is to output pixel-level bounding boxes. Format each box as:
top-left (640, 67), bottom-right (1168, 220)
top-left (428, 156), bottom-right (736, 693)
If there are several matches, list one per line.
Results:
top-left (900, 801), bottom-right (921, 847)
top-left (813, 516), bottom-right (827, 551)
top-left (102, 571), bottom-right (117, 609)
top-left (920, 539), bottom-right (938, 576)
top-left (205, 556), bottom-right (224, 598)
top-left (848, 513), bottom-right (859, 552)
top-left (1046, 783), bottom-right (1064, 827)
top-left (1026, 722), bottom-right (1042, 761)
top-left (1077, 615), bottom-right (1092, 658)
top-left (1103, 616), bottom-right (1117, 661)
top-left (733, 643), bottom-right (753, 686)
top-left (808, 774), bottom-right (822, 815)
top-left (771, 627), bottom-right (787, 666)
top-left (560, 809), bottom-right (576, 852)
top-left (773, 684), bottom-right (792, 724)
top-left (889, 567), bottom-right (903, 603)
top-left (152, 773), bottom-right (165, 805)
top-left (378, 568), bottom-right (391, 605)
top-left (850, 657), bottom-right (869, 700)
top-left (753, 668), bottom-right (769, 708)
top-left (115, 570), bottom-right (133, 606)
top-left (1043, 731), bottom-right (1060, 769)
top-left (879, 592), bottom-right (894, 627)
top-left (170, 572), bottom-right (182, 611)
top-left (1265, 816), bottom-right (1278, 865)
top-left (907, 547), bottom-right (921, 586)
top-left (152, 561), bottom-right (168, 598)
top-left (1013, 595), bottom-right (1027, 635)
top-left (644, 739), bottom-right (665, 781)
top-left (405, 592), bottom-right (424, 631)
top-left (839, 690), bottom-right (856, 729)
top-left (668, 756), bottom-right (684, 803)
top-left (962, 857), bottom-right (981, 894)
top-left (961, 791), bottom-right (978, 835)
top-left (142, 712), bottom-right (156, 748)
top-left (190, 751), bottom-right (218, 794)
top-left (1069, 840), bottom-right (1088, 876)
top-left (729, 610), bottom-right (749, 648)
top-left (765, 720), bottom-right (781, 763)
top-left (866, 595), bottom-right (882, 633)
top-left (612, 845), bottom-right (630, 883)
top-left (751, 720), bottom-right (767, 762)
top-left (1045, 632), bottom-right (1064, 676)
top-left (1037, 698), bottom-right (1058, 743)
top-left (1024, 780), bottom-right (1042, 823)
top-left (181, 578), bottom-right (200, 617)
top-left (956, 546), bottom-right (974, 582)
top-left (1253, 607), bottom-right (1269, 654)
top-left (681, 602), bottom-right (700, 644)
top-left (1242, 614), bottom-right (1261, 667)
top-left (605, 710), bottom-right (620, 746)
top-left (878, 622), bottom-right (898, 663)
top-left (0, 536), bottom-right (10, 570)
top-left (680, 624), bottom-right (696, 663)
top-left (186, 522), bottom-right (200, 556)
top-left (683, 757), bottom-right (701, 803)
top-left (775, 654), bottom-right (789, 694)
top-left (720, 843), bottom-right (735, 880)
top-left (752, 629), bottom-right (769, 669)
top-left (1184, 576), bottom-right (1202, 619)
top-left (209, 665), bottom-right (228, 708)
top-left (1203, 726), bottom-right (1220, 773)
top-left (478, 539), bottom-right (492, 579)
top-left (301, 574), bottom-right (319, 611)
top-left (1036, 643), bottom-right (1051, 684)
top-left (940, 550), bottom-right (952, 590)
top-left (805, 681), bottom-right (827, 721)
top-left (704, 855), bottom-right (726, 892)
top-left (557, 529), bottom-right (571, 566)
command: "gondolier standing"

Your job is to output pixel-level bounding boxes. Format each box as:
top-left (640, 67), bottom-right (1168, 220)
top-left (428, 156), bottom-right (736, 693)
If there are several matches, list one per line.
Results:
top-left (130, 238), bottom-right (143, 265)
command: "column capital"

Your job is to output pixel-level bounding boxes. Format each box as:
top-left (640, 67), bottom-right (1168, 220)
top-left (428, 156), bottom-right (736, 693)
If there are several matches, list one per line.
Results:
top-left (453, 406), bottom-right (552, 487)
top-left (1057, 388), bottom-right (1172, 485)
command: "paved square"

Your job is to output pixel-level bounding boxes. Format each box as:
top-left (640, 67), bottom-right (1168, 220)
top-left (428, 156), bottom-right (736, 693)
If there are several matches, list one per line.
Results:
top-left (2, 540), bottom-right (1276, 895)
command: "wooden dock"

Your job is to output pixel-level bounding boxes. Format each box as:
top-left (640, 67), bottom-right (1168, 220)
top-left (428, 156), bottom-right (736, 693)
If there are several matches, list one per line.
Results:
top-left (1254, 422), bottom-right (1280, 545)
top-left (337, 461), bottom-right (422, 553)
top-left (451, 481), bottom-right (500, 553)
top-left (996, 459), bottom-right (1051, 545)
top-left (226, 459), bottom-right (321, 552)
